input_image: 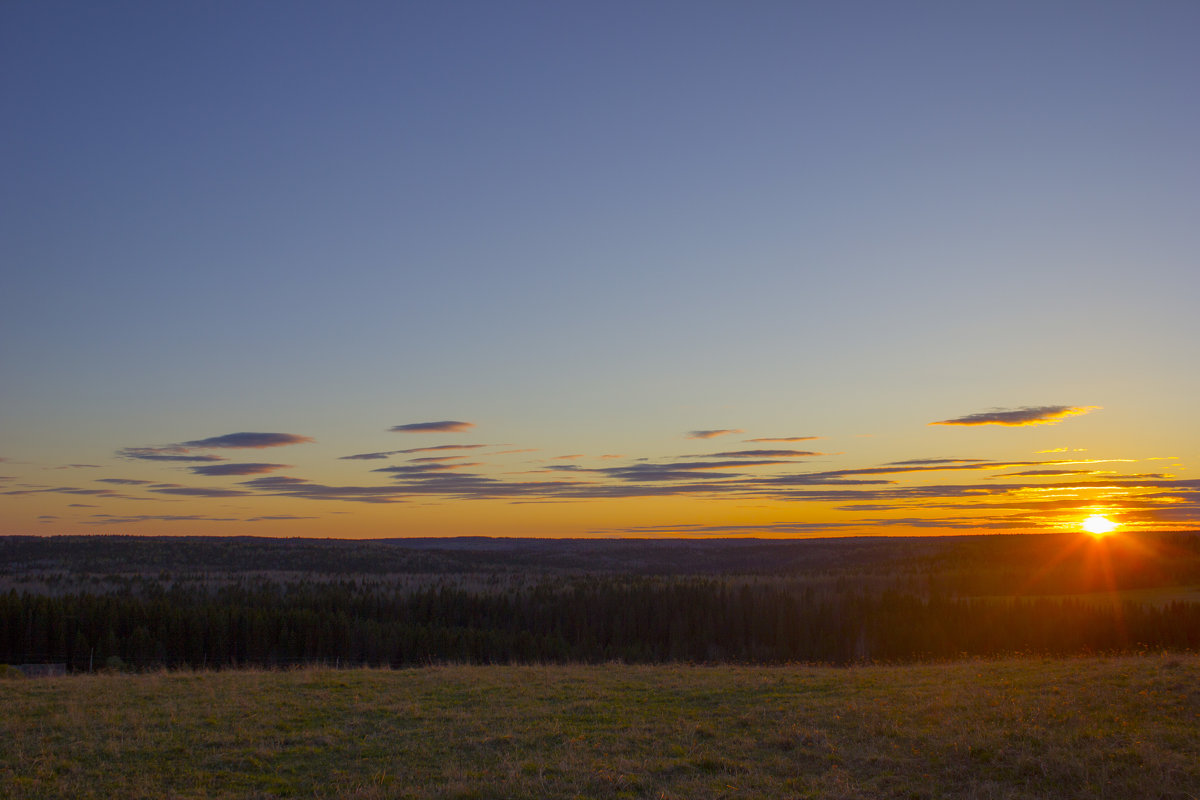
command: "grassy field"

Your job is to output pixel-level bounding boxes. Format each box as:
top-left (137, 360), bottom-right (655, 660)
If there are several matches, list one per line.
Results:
top-left (2, 654), bottom-right (1198, 799)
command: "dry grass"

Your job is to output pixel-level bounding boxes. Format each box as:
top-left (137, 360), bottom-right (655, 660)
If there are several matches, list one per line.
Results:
top-left (2, 653), bottom-right (1198, 799)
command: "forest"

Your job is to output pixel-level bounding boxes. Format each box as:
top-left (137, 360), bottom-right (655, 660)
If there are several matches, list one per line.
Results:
top-left (2, 531), bottom-right (1199, 671)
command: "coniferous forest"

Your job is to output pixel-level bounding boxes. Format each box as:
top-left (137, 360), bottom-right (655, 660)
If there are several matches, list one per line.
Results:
top-left (2, 532), bottom-right (1199, 671)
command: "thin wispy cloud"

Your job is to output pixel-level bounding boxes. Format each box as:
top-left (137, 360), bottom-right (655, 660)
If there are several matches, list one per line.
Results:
top-left (389, 421), bottom-right (475, 433)
top-left (339, 443), bottom-right (489, 460)
top-left (595, 460), bottom-right (785, 483)
top-left (997, 469), bottom-right (1097, 477)
top-left (241, 475), bottom-right (411, 504)
top-left (84, 513), bottom-right (241, 525)
top-left (245, 515), bottom-right (321, 522)
top-left (148, 484), bottom-right (253, 498)
top-left (181, 432), bottom-right (315, 448)
top-left (745, 436), bottom-right (820, 443)
top-left (687, 429), bottom-right (743, 439)
top-left (931, 406), bottom-right (1100, 427)
top-left (371, 463), bottom-right (480, 476)
top-left (596, 521), bottom-right (857, 536)
top-left (117, 447), bottom-right (226, 463)
top-left (118, 432), bottom-right (312, 465)
top-left (189, 463), bottom-right (291, 477)
top-left (688, 450), bottom-right (823, 459)
top-left (3, 486), bottom-right (125, 498)
top-left (887, 458), bottom-right (990, 466)
top-left (339, 450), bottom-right (406, 461)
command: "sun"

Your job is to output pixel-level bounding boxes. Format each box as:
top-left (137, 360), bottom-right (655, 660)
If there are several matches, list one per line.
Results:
top-left (1081, 514), bottom-right (1118, 536)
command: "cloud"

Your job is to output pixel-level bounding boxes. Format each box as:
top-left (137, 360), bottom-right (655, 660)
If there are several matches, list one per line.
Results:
top-left (96, 478), bottom-right (155, 485)
top-left (371, 463), bottom-right (479, 476)
top-left (762, 477), bottom-right (1200, 510)
top-left (341, 444), bottom-right (493, 460)
top-left (744, 436), bottom-right (820, 443)
top-left (595, 521), bottom-right (858, 536)
top-left (389, 421), bottom-right (475, 433)
top-left (117, 447), bottom-right (226, 463)
top-left (688, 450), bottom-right (823, 458)
top-left (596, 460), bottom-right (786, 483)
top-left (759, 460), bottom-right (1054, 481)
top-left (245, 515), bottom-right (321, 522)
top-left (240, 475), bottom-right (411, 504)
top-left (84, 514), bottom-right (241, 525)
top-left (405, 444), bottom-right (487, 452)
top-left (930, 406), bottom-right (1100, 427)
top-left (886, 458), bottom-right (990, 466)
top-left (118, 432), bottom-right (312, 465)
top-left (3, 486), bottom-right (125, 497)
top-left (862, 516), bottom-right (1029, 531)
top-left (181, 432), bottom-right (314, 448)
top-left (1118, 506), bottom-right (1200, 526)
top-left (339, 450), bottom-right (406, 461)
top-left (687, 429), bottom-right (743, 439)
top-left (147, 484), bottom-right (253, 498)
top-left (188, 463), bottom-right (291, 477)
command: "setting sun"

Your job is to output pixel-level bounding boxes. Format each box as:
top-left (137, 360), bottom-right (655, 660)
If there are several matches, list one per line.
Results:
top-left (1082, 515), bottom-right (1118, 535)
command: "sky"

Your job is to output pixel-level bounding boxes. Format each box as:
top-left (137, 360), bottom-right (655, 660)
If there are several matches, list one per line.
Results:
top-left (2, 1), bottom-right (1198, 539)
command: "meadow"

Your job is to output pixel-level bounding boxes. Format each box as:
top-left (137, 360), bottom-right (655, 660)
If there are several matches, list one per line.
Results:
top-left (3, 653), bottom-right (1198, 799)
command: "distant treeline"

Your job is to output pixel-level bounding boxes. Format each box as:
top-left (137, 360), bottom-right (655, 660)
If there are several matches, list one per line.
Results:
top-left (4, 577), bottom-right (1199, 671)
top-left (5, 532), bottom-right (1200, 589)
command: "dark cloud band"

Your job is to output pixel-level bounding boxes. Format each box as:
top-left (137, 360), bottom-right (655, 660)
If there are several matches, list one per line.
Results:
top-left (189, 463), bottom-right (291, 477)
top-left (389, 421), bottom-right (475, 433)
top-left (686, 429), bottom-right (743, 439)
top-left (931, 406), bottom-right (1100, 427)
top-left (181, 432), bottom-right (314, 448)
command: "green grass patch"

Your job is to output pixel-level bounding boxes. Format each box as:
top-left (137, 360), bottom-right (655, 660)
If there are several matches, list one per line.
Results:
top-left (2, 653), bottom-right (1198, 799)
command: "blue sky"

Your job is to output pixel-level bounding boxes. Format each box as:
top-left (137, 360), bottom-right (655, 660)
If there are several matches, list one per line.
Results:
top-left (2, 1), bottom-right (1198, 537)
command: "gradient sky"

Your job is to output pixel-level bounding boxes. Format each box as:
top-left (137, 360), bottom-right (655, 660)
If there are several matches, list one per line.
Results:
top-left (3, 1), bottom-right (1198, 538)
